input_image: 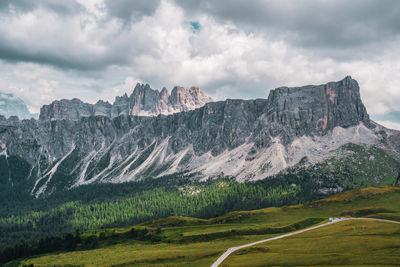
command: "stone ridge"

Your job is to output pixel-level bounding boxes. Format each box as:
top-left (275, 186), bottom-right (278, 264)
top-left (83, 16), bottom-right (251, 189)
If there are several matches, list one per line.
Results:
top-left (39, 84), bottom-right (213, 121)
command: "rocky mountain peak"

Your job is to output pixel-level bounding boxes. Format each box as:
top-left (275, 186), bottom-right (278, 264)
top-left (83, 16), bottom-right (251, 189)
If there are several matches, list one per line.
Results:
top-left (190, 86), bottom-right (213, 103)
top-left (265, 76), bottom-right (370, 136)
top-left (170, 86), bottom-right (190, 105)
top-left (131, 83), bottom-right (152, 95)
top-left (0, 92), bottom-right (36, 120)
top-left (160, 87), bottom-right (169, 99)
top-left (189, 86), bottom-right (202, 97)
top-left (39, 98), bottom-right (93, 121)
top-left (169, 85), bottom-right (213, 110)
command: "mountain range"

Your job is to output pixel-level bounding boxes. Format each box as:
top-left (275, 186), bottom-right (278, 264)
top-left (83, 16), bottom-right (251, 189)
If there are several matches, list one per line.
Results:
top-left (39, 83), bottom-right (213, 120)
top-left (0, 76), bottom-right (399, 198)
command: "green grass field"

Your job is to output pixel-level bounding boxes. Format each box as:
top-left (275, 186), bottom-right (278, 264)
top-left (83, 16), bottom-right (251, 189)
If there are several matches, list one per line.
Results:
top-left (223, 220), bottom-right (400, 266)
top-left (8, 187), bottom-right (400, 267)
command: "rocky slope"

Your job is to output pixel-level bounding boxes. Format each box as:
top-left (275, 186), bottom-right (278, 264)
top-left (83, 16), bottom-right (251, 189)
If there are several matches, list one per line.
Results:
top-left (396, 172), bottom-right (400, 186)
top-left (0, 76), bottom-right (399, 197)
top-left (39, 83), bottom-right (213, 120)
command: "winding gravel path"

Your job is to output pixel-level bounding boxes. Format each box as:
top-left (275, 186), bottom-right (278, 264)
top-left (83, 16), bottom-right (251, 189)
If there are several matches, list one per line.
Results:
top-left (210, 217), bottom-right (400, 267)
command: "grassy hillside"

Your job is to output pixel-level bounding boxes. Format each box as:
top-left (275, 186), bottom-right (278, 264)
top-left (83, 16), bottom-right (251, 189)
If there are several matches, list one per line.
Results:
top-left (223, 220), bottom-right (400, 266)
top-left (2, 143), bottom-right (398, 251)
top-left (5, 186), bottom-right (400, 266)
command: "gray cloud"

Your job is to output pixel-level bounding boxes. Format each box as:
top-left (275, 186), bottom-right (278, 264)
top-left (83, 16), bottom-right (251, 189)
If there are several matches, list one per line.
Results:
top-left (0, 0), bottom-right (83, 15)
top-left (175, 0), bottom-right (400, 59)
top-left (0, 0), bottom-right (165, 71)
top-left (1, 0), bottom-right (399, 71)
top-left (0, 42), bottom-right (113, 71)
top-left (104, 0), bottom-right (161, 23)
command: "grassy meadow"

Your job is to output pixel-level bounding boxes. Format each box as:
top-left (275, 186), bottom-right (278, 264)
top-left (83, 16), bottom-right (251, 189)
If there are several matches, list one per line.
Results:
top-left (223, 220), bottom-right (400, 266)
top-left (6, 186), bottom-right (400, 267)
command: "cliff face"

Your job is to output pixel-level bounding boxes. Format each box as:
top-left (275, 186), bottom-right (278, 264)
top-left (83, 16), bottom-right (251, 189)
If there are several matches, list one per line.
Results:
top-left (264, 75), bottom-right (370, 135)
top-left (39, 83), bottom-right (213, 120)
top-left (0, 76), bottom-right (395, 197)
top-left (39, 98), bottom-right (94, 121)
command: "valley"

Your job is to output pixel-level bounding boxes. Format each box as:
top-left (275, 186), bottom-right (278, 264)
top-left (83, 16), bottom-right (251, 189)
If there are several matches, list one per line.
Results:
top-left (1, 77), bottom-right (400, 266)
top-left (3, 186), bottom-right (400, 266)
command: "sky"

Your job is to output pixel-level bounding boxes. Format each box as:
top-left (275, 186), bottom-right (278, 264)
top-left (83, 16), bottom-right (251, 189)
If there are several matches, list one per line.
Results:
top-left (0, 0), bottom-right (399, 129)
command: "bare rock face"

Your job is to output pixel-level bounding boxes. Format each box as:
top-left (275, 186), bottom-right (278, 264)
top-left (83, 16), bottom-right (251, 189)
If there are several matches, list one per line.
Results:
top-left (264, 75), bottom-right (370, 136)
top-left (169, 86), bottom-right (213, 112)
top-left (94, 100), bottom-right (112, 117)
top-left (40, 83), bottom-right (213, 120)
top-left (111, 94), bottom-right (130, 117)
top-left (1, 76), bottom-right (397, 197)
top-left (128, 83), bottom-right (168, 116)
top-left (389, 132), bottom-right (400, 149)
top-left (39, 98), bottom-right (94, 121)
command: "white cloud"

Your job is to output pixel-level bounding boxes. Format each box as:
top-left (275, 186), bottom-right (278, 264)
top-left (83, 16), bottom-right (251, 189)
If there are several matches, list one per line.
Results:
top-left (376, 121), bottom-right (400, 131)
top-left (99, 76), bottom-right (141, 103)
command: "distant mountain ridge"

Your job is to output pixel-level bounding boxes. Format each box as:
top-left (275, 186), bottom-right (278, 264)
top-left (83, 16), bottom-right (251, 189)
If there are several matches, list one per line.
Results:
top-left (39, 83), bottom-right (213, 120)
top-left (0, 76), bottom-right (399, 198)
top-left (0, 92), bottom-right (37, 120)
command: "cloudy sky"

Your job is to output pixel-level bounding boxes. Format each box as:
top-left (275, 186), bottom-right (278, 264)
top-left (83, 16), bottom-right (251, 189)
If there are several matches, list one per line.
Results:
top-left (0, 0), bottom-right (399, 128)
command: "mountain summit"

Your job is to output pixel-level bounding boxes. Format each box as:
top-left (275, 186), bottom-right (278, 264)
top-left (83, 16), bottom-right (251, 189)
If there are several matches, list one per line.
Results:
top-left (0, 76), bottom-right (399, 198)
top-left (39, 83), bottom-right (213, 120)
